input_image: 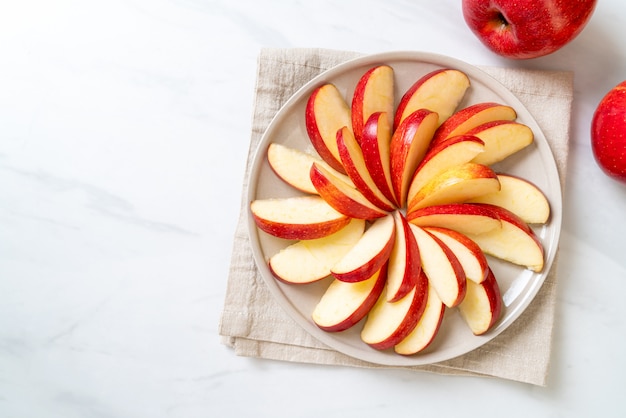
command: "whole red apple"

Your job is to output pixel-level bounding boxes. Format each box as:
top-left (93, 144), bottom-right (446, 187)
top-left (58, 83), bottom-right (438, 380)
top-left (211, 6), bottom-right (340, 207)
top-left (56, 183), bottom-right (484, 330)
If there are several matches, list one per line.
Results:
top-left (462, 0), bottom-right (597, 59)
top-left (591, 81), bottom-right (626, 183)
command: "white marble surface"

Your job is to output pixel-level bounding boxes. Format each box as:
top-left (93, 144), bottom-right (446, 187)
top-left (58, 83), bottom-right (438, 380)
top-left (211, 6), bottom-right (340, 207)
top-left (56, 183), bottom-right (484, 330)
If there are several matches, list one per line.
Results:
top-left (1, 0), bottom-right (625, 416)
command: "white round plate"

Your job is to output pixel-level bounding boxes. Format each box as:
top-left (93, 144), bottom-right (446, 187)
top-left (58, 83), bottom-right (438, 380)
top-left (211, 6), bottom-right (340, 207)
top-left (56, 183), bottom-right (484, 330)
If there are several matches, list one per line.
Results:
top-left (247, 51), bottom-right (562, 366)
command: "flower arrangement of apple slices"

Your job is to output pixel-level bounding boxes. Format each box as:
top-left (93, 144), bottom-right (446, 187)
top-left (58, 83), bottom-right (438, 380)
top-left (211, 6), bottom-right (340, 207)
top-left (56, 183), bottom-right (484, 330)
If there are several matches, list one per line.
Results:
top-left (250, 63), bottom-right (551, 356)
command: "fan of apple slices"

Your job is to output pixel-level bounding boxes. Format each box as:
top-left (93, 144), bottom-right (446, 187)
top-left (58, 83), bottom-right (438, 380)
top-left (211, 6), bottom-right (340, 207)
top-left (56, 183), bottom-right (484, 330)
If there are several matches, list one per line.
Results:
top-left (250, 64), bottom-right (551, 356)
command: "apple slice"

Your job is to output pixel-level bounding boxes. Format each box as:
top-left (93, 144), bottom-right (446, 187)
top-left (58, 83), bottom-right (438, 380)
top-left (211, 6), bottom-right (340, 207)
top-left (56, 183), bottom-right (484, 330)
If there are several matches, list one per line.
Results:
top-left (466, 120), bottom-right (534, 166)
top-left (407, 163), bottom-right (501, 212)
top-left (360, 274), bottom-right (428, 350)
top-left (394, 283), bottom-right (445, 355)
top-left (407, 203), bottom-right (502, 236)
top-left (269, 218), bottom-right (366, 284)
top-left (336, 126), bottom-right (396, 211)
top-left (250, 195), bottom-right (350, 240)
top-left (305, 83), bottom-right (352, 173)
top-left (458, 268), bottom-right (503, 335)
top-left (464, 204), bottom-right (544, 272)
top-left (431, 102), bottom-right (517, 145)
top-left (310, 163), bottom-right (389, 220)
top-left (424, 227), bottom-right (489, 284)
top-left (312, 264), bottom-right (387, 332)
top-left (331, 213), bottom-right (395, 283)
top-left (406, 135), bottom-right (486, 207)
top-left (410, 224), bottom-right (466, 307)
top-left (390, 109), bottom-right (439, 207)
top-left (267, 143), bottom-right (353, 194)
top-left (394, 68), bottom-right (470, 129)
top-left (351, 65), bottom-right (395, 142)
top-left (360, 111), bottom-right (396, 204)
top-left (386, 211), bottom-right (421, 302)
top-left (467, 173), bottom-right (550, 224)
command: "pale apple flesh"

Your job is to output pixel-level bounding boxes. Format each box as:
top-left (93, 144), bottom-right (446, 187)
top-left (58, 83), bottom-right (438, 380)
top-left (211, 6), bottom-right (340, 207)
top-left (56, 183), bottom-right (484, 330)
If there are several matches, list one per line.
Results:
top-left (467, 173), bottom-right (550, 224)
top-left (458, 268), bottom-right (503, 335)
top-left (407, 162), bottom-right (501, 212)
top-left (250, 195), bottom-right (351, 240)
top-left (394, 68), bottom-right (471, 129)
top-left (431, 101), bottom-right (517, 145)
top-left (312, 265), bottom-right (387, 332)
top-left (269, 219), bottom-right (365, 284)
top-left (386, 211), bottom-right (421, 302)
top-left (406, 135), bottom-right (486, 207)
top-left (467, 120), bottom-right (534, 166)
top-left (305, 83), bottom-right (352, 173)
top-left (351, 65), bottom-right (395, 143)
top-left (331, 213), bottom-right (395, 283)
top-left (310, 163), bottom-right (390, 220)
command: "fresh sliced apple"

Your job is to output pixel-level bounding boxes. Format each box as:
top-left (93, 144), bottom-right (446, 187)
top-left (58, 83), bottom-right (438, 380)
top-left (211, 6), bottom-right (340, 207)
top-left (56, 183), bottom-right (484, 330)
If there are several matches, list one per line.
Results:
top-left (360, 275), bottom-right (428, 350)
top-left (312, 264), bottom-right (387, 332)
top-left (310, 163), bottom-right (389, 220)
top-left (394, 282), bottom-right (445, 355)
top-left (410, 224), bottom-right (466, 308)
top-left (386, 211), bottom-right (421, 302)
top-left (394, 68), bottom-right (470, 129)
top-left (269, 218), bottom-right (366, 284)
top-left (467, 173), bottom-right (550, 224)
top-left (458, 268), bottom-right (503, 336)
top-left (267, 143), bottom-right (353, 195)
top-left (336, 126), bottom-right (396, 211)
top-left (331, 213), bottom-right (395, 283)
top-left (406, 135), bottom-right (486, 207)
top-left (305, 83), bottom-right (352, 173)
top-left (464, 204), bottom-right (545, 272)
top-left (390, 109), bottom-right (439, 207)
top-left (407, 162), bottom-right (501, 212)
top-left (360, 111), bottom-right (396, 205)
top-left (250, 195), bottom-right (351, 240)
top-left (351, 65), bottom-right (395, 143)
top-left (431, 102), bottom-right (517, 145)
top-left (424, 227), bottom-right (488, 284)
top-left (407, 203), bottom-right (502, 236)
top-left (466, 120), bottom-right (534, 166)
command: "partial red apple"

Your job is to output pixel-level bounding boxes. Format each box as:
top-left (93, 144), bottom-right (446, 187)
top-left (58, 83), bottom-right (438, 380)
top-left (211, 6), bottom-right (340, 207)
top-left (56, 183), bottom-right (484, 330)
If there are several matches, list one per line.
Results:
top-left (462, 0), bottom-right (597, 60)
top-left (591, 80), bottom-right (626, 183)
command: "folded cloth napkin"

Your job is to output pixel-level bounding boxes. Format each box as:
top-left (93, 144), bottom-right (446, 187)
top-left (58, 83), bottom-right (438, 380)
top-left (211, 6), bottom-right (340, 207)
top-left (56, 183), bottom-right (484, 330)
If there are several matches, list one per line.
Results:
top-left (219, 48), bottom-right (573, 387)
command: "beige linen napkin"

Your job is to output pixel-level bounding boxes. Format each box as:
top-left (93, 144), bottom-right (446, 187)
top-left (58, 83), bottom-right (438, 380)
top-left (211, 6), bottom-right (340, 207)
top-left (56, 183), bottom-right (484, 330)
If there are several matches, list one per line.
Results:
top-left (219, 48), bottom-right (573, 387)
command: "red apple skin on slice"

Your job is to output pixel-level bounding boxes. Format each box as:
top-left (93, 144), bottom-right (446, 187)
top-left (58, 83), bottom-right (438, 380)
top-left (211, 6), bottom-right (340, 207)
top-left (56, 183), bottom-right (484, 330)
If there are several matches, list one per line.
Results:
top-left (336, 126), bottom-right (396, 211)
top-left (310, 163), bottom-right (389, 220)
top-left (305, 83), bottom-right (351, 173)
top-left (431, 102), bottom-right (517, 145)
top-left (407, 162), bottom-right (501, 212)
top-left (464, 204), bottom-right (545, 272)
top-left (360, 112), bottom-right (397, 205)
top-left (458, 268), bottom-right (503, 336)
top-left (312, 264), bottom-right (387, 332)
top-left (267, 143), bottom-right (353, 195)
top-left (406, 135), bottom-right (486, 208)
top-left (407, 203), bottom-right (502, 236)
top-left (467, 173), bottom-right (550, 224)
top-left (390, 109), bottom-right (439, 207)
top-left (331, 213), bottom-right (395, 283)
top-left (360, 270), bottom-right (429, 350)
top-left (424, 226), bottom-right (489, 284)
top-left (466, 120), bottom-right (534, 166)
top-left (250, 195), bottom-right (351, 240)
top-left (394, 282), bottom-right (445, 355)
top-left (386, 211), bottom-right (421, 302)
top-left (394, 68), bottom-right (470, 129)
top-left (351, 65), bottom-right (395, 143)
top-left (269, 218), bottom-right (365, 284)
top-left (410, 224), bottom-right (466, 308)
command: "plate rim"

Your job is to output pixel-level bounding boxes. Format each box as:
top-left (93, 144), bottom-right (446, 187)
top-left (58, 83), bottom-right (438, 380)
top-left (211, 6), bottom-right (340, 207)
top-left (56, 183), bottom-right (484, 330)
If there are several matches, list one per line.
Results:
top-left (246, 50), bottom-right (563, 366)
